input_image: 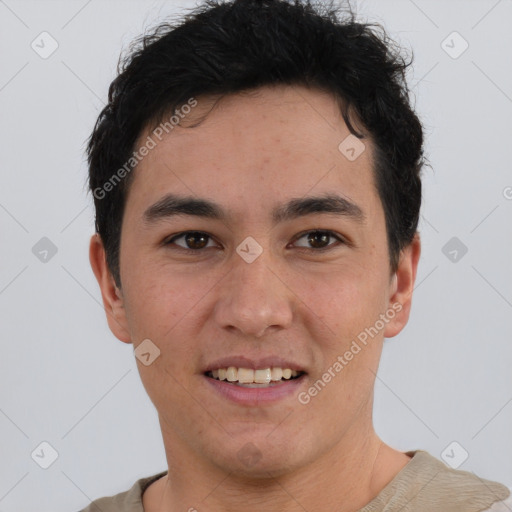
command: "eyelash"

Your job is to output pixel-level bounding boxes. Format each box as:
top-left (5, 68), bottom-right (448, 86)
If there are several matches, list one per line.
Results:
top-left (164, 230), bottom-right (346, 254)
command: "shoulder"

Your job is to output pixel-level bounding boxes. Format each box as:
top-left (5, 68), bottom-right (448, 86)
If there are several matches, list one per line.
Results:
top-left (402, 450), bottom-right (510, 511)
top-left (480, 490), bottom-right (512, 512)
top-left (362, 450), bottom-right (510, 512)
top-left (76, 471), bottom-right (168, 512)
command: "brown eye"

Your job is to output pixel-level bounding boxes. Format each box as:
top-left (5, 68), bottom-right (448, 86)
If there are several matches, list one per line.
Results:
top-left (167, 231), bottom-right (215, 250)
top-left (307, 231), bottom-right (330, 249)
top-left (184, 232), bottom-right (209, 249)
top-left (293, 230), bottom-right (344, 250)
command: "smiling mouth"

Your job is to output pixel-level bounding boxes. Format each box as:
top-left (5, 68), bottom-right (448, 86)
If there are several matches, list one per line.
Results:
top-left (205, 367), bottom-right (306, 387)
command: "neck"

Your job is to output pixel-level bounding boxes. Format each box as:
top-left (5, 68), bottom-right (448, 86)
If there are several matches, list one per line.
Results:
top-left (150, 417), bottom-right (410, 512)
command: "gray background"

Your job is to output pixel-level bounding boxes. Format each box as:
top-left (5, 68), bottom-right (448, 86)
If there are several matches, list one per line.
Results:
top-left (1, 0), bottom-right (511, 510)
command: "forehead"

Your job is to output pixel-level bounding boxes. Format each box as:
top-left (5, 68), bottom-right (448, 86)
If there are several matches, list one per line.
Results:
top-left (127, 85), bottom-right (380, 222)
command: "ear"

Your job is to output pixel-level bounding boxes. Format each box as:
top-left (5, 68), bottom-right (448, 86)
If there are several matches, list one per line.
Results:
top-left (383, 232), bottom-right (421, 338)
top-left (89, 233), bottom-right (132, 344)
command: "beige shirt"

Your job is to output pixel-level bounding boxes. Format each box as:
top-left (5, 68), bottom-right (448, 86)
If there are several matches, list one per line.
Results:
top-left (77, 450), bottom-right (511, 511)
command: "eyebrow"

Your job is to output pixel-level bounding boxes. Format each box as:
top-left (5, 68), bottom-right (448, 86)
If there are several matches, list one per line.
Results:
top-left (143, 193), bottom-right (365, 225)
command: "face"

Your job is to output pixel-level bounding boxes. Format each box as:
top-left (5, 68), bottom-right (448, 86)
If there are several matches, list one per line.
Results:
top-left (91, 85), bottom-right (420, 477)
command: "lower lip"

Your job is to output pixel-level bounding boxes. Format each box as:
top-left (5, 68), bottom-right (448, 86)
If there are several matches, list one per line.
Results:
top-left (204, 375), bottom-right (306, 405)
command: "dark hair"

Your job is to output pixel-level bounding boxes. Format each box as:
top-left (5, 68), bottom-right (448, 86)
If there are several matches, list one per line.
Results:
top-left (87, 0), bottom-right (424, 286)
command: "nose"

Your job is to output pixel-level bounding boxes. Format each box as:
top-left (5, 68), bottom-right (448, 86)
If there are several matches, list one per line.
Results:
top-left (213, 248), bottom-right (294, 338)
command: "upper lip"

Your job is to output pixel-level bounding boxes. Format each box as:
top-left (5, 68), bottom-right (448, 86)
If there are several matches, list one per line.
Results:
top-left (204, 355), bottom-right (307, 373)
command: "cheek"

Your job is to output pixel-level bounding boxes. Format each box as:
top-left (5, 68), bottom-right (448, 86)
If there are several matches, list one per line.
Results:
top-left (121, 262), bottom-right (226, 371)
top-left (123, 270), bottom-right (206, 406)
top-left (121, 264), bottom-right (198, 343)
top-left (301, 262), bottom-right (388, 348)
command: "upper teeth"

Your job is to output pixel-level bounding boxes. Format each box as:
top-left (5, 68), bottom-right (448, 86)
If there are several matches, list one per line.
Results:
top-left (210, 367), bottom-right (300, 384)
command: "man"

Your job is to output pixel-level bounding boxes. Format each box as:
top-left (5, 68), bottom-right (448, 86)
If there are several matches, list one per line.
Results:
top-left (82, 0), bottom-right (511, 510)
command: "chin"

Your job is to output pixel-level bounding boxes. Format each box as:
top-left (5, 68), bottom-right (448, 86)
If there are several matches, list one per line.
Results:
top-left (217, 451), bottom-right (300, 480)
top-left (206, 432), bottom-right (313, 479)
